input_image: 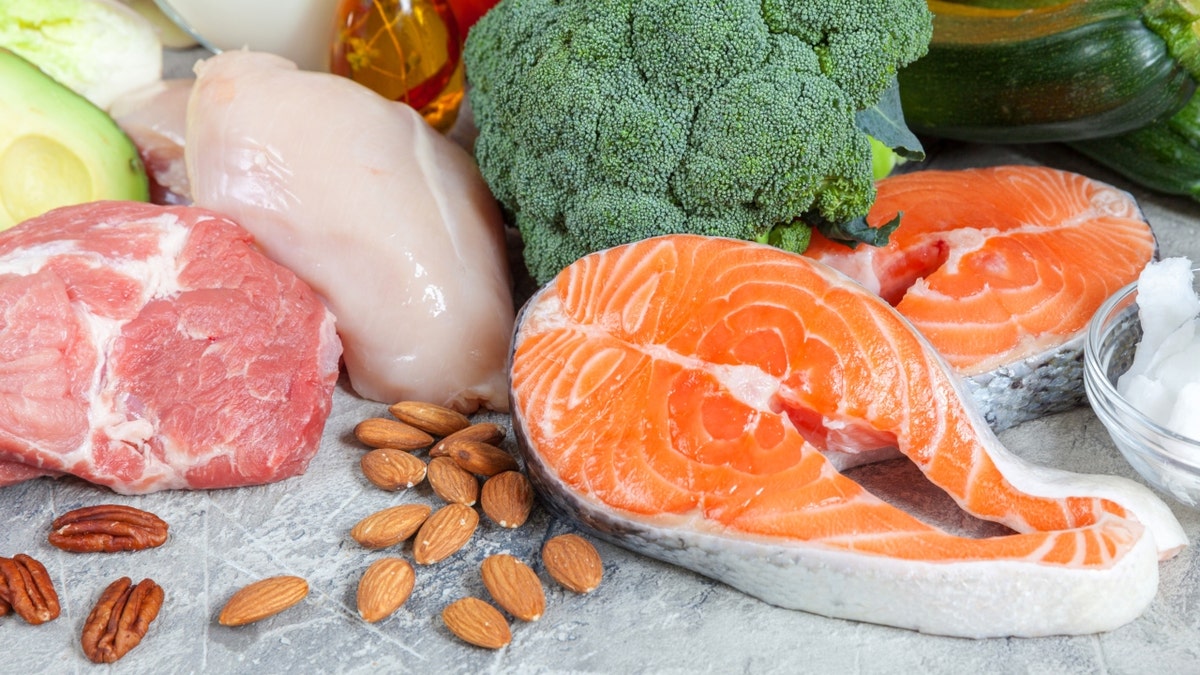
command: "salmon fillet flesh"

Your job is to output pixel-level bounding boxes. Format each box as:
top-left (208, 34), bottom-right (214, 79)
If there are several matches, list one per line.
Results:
top-left (805, 165), bottom-right (1156, 431)
top-left (510, 234), bottom-right (1184, 638)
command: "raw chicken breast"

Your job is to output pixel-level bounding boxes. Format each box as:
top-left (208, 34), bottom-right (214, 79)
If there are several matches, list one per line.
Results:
top-left (187, 51), bottom-right (514, 412)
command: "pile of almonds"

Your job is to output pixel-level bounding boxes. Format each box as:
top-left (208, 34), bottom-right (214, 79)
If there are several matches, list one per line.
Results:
top-left (211, 400), bottom-right (605, 650)
top-left (2, 400), bottom-right (606, 661)
top-left (347, 401), bottom-right (605, 649)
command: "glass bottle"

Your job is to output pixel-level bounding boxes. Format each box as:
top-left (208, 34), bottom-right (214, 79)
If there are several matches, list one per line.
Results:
top-left (330, 0), bottom-right (465, 132)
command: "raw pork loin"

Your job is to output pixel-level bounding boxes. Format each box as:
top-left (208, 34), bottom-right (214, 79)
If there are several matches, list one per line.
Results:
top-left (0, 201), bottom-right (341, 494)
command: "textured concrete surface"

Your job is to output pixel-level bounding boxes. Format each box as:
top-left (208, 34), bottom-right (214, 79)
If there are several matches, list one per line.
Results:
top-left (4, 50), bottom-right (1200, 673)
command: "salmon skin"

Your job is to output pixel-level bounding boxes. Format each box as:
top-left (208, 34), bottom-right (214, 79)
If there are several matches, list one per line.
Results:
top-left (510, 234), bottom-right (1184, 638)
top-left (805, 165), bottom-right (1156, 432)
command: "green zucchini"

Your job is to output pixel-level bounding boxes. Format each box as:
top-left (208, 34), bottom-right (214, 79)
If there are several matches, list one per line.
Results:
top-left (1068, 89), bottom-right (1200, 201)
top-left (898, 0), bottom-right (1200, 143)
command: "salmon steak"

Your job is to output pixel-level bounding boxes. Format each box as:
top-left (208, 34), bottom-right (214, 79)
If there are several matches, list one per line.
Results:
top-left (510, 234), bottom-right (1184, 638)
top-left (805, 165), bottom-right (1156, 431)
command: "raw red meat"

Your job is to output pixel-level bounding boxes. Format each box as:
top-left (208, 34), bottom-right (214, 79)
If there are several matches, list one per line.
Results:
top-left (0, 201), bottom-right (341, 494)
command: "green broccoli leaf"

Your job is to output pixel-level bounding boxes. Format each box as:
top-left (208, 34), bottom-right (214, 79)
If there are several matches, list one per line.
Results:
top-left (856, 78), bottom-right (925, 161)
top-left (815, 211), bottom-right (902, 248)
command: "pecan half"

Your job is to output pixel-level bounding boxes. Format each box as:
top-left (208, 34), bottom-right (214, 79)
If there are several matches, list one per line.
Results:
top-left (49, 504), bottom-right (168, 553)
top-left (0, 554), bottom-right (60, 624)
top-left (0, 573), bottom-right (11, 616)
top-left (81, 577), bottom-right (164, 663)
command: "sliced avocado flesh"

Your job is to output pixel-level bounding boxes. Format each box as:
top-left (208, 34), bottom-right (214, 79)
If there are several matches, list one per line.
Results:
top-left (0, 48), bottom-right (149, 231)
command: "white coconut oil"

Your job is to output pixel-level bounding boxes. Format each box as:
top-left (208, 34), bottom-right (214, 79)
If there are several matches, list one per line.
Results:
top-left (1118, 257), bottom-right (1200, 439)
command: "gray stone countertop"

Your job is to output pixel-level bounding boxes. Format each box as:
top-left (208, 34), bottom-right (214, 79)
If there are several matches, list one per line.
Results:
top-left (3, 48), bottom-right (1200, 674)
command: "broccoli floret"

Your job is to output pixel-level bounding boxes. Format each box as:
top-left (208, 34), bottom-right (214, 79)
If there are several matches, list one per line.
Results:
top-left (465, 0), bottom-right (933, 284)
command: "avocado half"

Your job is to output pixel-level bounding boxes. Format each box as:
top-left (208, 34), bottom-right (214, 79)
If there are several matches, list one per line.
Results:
top-left (0, 48), bottom-right (149, 231)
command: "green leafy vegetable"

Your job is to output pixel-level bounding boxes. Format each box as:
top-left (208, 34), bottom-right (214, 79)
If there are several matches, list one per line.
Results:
top-left (858, 79), bottom-right (926, 163)
top-left (0, 0), bottom-right (162, 110)
top-left (464, 0), bottom-right (932, 284)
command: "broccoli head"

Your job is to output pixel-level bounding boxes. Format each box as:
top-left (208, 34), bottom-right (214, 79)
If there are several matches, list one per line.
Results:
top-left (464, 0), bottom-right (933, 284)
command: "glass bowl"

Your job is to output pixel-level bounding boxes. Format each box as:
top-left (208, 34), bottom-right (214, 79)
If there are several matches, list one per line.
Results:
top-left (1084, 268), bottom-right (1200, 507)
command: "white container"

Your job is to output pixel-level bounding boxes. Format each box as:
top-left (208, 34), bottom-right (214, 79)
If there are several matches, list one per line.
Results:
top-left (153, 0), bottom-right (339, 71)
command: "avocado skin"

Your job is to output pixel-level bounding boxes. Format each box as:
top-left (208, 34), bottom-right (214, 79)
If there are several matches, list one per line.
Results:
top-left (0, 48), bottom-right (149, 230)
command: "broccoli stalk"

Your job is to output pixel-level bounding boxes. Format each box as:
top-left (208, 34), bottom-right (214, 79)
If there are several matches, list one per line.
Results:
top-left (465, 0), bottom-right (933, 284)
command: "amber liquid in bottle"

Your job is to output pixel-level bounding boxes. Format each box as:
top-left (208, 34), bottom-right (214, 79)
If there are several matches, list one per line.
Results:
top-left (331, 0), bottom-right (465, 132)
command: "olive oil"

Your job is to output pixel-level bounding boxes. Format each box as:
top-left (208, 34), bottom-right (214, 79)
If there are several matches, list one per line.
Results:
top-left (331, 0), bottom-right (465, 132)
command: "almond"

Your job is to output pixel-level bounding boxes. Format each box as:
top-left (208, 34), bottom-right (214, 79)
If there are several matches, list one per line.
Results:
top-left (430, 423), bottom-right (506, 457)
top-left (218, 575), bottom-right (308, 626)
top-left (361, 447), bottom-right (427, 491)
top-left (356, 558), bottom-right (416, 623)
top-left (354, 418), bottom-right (434, 451)
top-left (542, 534), bottom-right (603, 594)
top-left (388, 401), bottom-right (471, 437)
top-left (413, 503), bottom-right (478, 565)
top-left (447, 440), bottom-right (519, 477)
top-left (427, 456), bottom-right (479, 506)
top-left (481, 554), bottom-right (545, 622)
top-left (350, 503), bottom-right (432, 549)
top-left (441, 597), bottom-right (511, 649)
top-left (480, 471), bottom-right (534, 528)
